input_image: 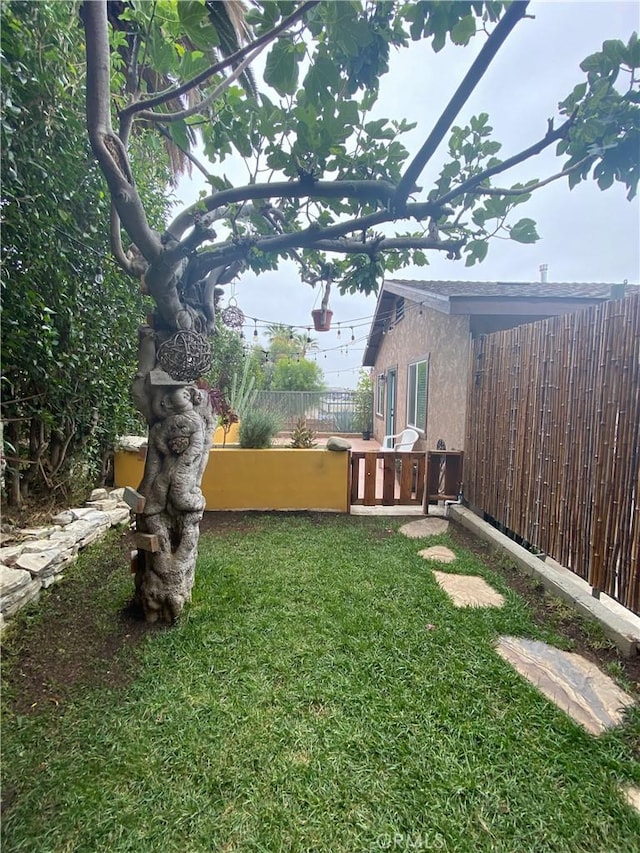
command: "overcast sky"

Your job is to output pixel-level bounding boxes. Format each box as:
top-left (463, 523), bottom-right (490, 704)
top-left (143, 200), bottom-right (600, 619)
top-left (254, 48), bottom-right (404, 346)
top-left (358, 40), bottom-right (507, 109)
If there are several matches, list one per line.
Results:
top-left (175, 1), bottom-right (640, 388)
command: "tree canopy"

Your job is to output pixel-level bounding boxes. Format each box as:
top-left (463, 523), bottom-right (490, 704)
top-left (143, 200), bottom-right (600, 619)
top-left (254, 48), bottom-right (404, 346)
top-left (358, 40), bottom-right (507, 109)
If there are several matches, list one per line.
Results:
top-left (81, 0), bottom-right (639, 311)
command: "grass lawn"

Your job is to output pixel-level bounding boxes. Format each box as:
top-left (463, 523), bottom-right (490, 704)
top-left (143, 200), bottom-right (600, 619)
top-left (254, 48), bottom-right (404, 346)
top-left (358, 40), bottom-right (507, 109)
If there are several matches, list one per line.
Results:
top-left (2, 513), bottom-right (639, 852)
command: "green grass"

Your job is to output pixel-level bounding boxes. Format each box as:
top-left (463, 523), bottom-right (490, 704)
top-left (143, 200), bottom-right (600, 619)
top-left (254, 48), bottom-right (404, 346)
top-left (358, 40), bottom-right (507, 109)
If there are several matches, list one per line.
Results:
top-left (2, 515), bottom-right (639, 852)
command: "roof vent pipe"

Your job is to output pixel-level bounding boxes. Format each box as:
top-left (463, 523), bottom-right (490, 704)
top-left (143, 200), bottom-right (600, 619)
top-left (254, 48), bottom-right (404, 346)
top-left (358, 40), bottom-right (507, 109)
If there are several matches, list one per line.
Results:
top-left (539, 264), bottom-right (548, 283)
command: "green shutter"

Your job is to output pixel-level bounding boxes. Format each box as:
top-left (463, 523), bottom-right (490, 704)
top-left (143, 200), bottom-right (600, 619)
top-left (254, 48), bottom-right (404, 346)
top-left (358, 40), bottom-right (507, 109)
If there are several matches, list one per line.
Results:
top-left (416, 360), bottom-right (428, 429)
top-left (408, 363), bottom-right (417, 425)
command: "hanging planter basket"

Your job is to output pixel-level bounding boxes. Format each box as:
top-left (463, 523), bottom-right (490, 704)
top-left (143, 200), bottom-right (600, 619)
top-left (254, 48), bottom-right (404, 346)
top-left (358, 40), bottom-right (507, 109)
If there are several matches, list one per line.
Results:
top-left (311, 308), bottom-right (333, 332)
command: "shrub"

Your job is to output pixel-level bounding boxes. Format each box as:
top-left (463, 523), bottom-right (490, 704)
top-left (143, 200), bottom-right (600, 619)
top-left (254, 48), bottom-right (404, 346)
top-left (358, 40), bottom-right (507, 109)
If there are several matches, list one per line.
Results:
top-left (289, 418), bottom-right (317, 448)
top-left (239, 409), bottom-right (282, 449)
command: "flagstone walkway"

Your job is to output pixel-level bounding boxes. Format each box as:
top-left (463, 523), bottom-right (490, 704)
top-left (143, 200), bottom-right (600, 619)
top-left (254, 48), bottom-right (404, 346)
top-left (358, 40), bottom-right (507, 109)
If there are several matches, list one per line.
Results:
top-left (398, 517), bottom-right (640, 814)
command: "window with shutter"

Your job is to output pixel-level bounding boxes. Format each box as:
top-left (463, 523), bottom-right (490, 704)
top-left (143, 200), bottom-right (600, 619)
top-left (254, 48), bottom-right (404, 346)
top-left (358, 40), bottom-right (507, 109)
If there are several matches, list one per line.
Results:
top-left (407, 358), bottom-right (428, 430)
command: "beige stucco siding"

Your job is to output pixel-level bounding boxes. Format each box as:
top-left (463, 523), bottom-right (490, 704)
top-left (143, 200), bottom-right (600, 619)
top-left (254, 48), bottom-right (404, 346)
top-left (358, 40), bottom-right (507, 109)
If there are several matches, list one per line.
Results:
top-left (372, 302), bottom-right (470, 450)
top-left (424, 310), bottom-right (470, 450)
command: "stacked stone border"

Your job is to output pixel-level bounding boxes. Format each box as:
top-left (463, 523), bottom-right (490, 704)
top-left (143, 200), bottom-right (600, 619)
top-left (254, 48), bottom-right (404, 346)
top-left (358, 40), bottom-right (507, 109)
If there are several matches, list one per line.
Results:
top-left (0, 488), bottom-right (130, 629)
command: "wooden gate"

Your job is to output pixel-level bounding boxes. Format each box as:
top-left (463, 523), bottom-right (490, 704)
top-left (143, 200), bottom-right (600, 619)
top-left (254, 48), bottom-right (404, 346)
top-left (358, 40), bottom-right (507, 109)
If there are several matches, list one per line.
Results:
top-left (349, 450), bottom-right (463, 511)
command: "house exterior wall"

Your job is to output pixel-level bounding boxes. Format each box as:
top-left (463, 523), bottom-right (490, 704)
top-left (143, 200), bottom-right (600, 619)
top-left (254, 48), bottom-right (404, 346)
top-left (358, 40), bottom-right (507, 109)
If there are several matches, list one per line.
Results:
top-left (372, 302), bottom-right (470, 451)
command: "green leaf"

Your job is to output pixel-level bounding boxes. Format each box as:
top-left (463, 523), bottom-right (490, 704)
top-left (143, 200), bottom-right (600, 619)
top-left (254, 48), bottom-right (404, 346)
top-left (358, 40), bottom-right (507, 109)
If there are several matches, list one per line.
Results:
top-left (177, 1), bottom-right (215, 49)
top-left (451, 15), bottom-right (476, 46)
top-left (627, 32), bottom-right (640, 67)
top-left (464, 239), bottom-right (489, 266)
top-left (509, 218), bottom-right (539, 244)
top-left (303, 51), bottom-right (342, 105)
top-left (264, 37), bottom-right (299, 96)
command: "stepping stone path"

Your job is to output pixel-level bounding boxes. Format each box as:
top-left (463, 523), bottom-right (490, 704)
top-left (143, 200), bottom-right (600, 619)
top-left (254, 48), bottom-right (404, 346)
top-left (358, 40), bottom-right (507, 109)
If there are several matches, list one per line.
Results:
top-left (399, 518), bottom-right (449, 539)
top-left (496, 636), bottom-right (635, 736)
top-left (400, 521), bottom-right (636, 748)
top-left (417, 545), bottom-right (456, 563)
top-left (433, 571), bottom-right (505, 608)
top-left (0, 487), bottom-right (131, 628)
top-left (621, 785), bottom-right (640, 815)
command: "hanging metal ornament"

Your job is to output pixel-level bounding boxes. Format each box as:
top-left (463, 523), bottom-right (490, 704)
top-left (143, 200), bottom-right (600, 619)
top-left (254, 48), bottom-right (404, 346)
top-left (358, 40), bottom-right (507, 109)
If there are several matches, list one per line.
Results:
top-left (221, 295), bottom-right (245, 330)
top-left (156, 329), bottom-right (212, 382)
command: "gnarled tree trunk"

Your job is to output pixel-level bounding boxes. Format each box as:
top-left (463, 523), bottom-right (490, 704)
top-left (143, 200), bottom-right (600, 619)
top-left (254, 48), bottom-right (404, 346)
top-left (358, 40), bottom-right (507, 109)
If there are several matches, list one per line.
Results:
top-left (130, 324), bottom-right (215, 623)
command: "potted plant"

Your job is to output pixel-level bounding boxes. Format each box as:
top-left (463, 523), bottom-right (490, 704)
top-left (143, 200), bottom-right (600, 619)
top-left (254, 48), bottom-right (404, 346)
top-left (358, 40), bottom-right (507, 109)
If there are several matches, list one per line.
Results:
top-left (311, 308), bottom-right (333, 332)
top-left (354, 370), bottom-right (374, 440)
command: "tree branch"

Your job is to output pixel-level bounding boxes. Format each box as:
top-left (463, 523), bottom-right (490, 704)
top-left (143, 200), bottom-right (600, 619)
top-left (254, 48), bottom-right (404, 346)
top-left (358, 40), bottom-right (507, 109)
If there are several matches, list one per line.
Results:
top-left (436, 115), bottom-right (576, 206)
top-left (119, 1), bottom-right (320, 120)
top-left (109, 203), bottom-right (134, 275)
top-left (187, 204), bottom-right (460, 278)
top-left (311, 236), bottom-right (465, 254)
top-left (168, 178), bottom-right (400, 240)
top-left (136, 41), bottom-right (268, 124)
top-left (471, 156), bottom-right (593, 196)
top-left (176, 190), bottom-right (452, 276)
top-left (82, 0), bottom-right (161, 262)
top-left (393, 0), bottom-right (530, 208)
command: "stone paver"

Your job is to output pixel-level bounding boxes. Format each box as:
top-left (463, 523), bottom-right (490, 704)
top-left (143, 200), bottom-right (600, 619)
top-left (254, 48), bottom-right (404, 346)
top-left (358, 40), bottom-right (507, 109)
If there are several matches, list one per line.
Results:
top-left (433, 571), bottom-right (505, 608)
top-left (496, 636), bottom-right (635, 736)
top-left (399, 518), bottom-right (449, 539)
top-left (621, 785), bottom-right (640, 814)
top-left (418, 545), bottom-right (456, 564)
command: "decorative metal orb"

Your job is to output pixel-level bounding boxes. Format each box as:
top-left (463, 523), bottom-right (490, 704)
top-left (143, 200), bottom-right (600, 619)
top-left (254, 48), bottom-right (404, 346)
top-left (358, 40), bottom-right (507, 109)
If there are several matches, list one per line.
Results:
top-left (221, 304), bottom-right (245, 330)
top-left (156, 329), bottom-right (212, 382)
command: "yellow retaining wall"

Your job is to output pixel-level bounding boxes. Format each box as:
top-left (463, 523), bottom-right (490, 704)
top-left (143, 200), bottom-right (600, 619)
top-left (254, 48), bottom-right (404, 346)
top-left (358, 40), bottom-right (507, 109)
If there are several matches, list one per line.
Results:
top-left (212, 421), bottom-right (240, 446)
top-left (114, 447), bottom-right (350, 512)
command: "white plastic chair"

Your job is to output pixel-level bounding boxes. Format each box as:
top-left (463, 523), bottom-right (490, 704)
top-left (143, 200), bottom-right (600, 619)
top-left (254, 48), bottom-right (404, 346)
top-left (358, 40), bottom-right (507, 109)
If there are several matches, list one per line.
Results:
top-left (380, 427), bottom-right (420, 454)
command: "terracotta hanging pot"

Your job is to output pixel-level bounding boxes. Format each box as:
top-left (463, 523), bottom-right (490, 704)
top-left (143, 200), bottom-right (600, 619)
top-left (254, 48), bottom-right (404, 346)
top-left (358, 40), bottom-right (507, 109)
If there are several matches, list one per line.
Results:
top-left (311, 308), bottom-right (333, 332)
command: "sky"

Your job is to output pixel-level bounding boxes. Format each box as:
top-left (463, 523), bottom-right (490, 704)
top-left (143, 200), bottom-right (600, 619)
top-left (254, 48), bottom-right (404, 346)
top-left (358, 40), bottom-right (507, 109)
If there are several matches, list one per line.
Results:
top-left (174, 1), bottom-right (640, 388)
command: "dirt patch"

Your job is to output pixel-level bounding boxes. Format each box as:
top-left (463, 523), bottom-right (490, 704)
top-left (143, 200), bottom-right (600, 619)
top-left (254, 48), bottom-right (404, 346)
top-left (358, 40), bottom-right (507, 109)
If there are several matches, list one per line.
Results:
top-left (449, 524), bottom-right (640, 693)
top-left (1, 530), bottom-right (162, 716)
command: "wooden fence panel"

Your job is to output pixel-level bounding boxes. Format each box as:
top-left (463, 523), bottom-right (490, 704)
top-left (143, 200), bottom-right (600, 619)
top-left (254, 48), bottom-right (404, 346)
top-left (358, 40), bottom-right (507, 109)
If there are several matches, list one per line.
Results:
top-left (465, 293), bottom-right (639, 614)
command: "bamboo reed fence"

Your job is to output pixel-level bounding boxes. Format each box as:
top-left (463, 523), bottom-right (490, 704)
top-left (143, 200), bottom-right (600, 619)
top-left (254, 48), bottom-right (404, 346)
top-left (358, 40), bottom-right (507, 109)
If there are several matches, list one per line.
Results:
top-left (465, 292), bottom-right (639, 615)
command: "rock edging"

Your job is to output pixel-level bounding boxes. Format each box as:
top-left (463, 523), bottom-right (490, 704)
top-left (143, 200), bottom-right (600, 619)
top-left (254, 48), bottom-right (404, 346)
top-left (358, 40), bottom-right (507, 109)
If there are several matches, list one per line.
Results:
top-left (0, 488), bottom-right (131, 629)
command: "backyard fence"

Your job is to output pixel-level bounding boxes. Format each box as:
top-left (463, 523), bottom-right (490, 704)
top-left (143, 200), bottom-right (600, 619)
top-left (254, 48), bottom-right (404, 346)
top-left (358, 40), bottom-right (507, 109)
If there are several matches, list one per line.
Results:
top-left (254, 390), bottom-right (358, 433)
top-left (464, 292), bottom-right (639, 615)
